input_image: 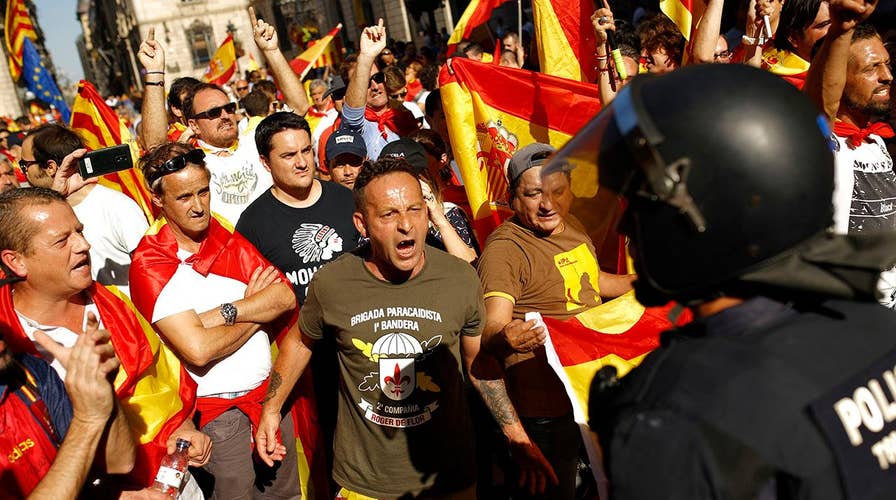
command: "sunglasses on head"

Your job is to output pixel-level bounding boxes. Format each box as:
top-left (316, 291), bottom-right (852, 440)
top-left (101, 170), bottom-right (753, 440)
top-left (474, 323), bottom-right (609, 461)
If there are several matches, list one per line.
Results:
top-left (146, 149), bottom-right (206, 186)
top-left (191, 102), bottom-right (237, 120)
top-left (370, 73), bottom-right (385, 85)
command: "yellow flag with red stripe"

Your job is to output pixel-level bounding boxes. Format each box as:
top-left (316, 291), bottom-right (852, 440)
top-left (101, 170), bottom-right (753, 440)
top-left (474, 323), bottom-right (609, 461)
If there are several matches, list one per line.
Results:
top-left (439, 59), bottom-right (602, 241)
top-left (69, 80), bottom-right (155, 222)
top-left (4, 0), bottom-right (36, 81)
top-left (532, 0), bottom-right (599, 82)
top-left (290, 24), bottom-right (342, 79)
top-left (660, 0), bottom-right (701, 41)
top-left (203, 34), bottom-right (237, 85)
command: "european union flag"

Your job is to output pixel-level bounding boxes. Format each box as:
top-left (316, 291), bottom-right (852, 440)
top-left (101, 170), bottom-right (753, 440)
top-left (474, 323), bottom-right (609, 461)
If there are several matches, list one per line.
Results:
top-left (22, 37), bottom-right (71, 123)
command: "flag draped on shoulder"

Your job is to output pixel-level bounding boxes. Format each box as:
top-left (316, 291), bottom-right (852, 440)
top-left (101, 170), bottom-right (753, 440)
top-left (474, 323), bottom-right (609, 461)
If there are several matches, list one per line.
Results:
top-left (0, 282), bottom-right (197, 488)
top-left (4, 0), bottom-right (35, 81)
top-left (203, 34), bottom-right (237, 86)
top-left (21, 37), bottom-right (70, 123)
top-left (69, 80), bottom-right (155, 222)
top-left (290, 24), bottom-right (342, 79)
top-left (439, 59), bottom-right (601, 241)
top-left (532, 0), bottom-right (598, 82)
top-left (447, 0), bottom-right (511, 53)
top-left (129, 217), bottom-right (328, 500)
top-left (539, 293), bottom-right (691, 489)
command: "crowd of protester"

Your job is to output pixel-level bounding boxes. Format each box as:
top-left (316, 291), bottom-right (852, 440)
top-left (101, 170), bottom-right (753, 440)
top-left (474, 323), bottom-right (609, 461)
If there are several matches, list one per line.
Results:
top-left (0, 0), bottom-right (894, 498)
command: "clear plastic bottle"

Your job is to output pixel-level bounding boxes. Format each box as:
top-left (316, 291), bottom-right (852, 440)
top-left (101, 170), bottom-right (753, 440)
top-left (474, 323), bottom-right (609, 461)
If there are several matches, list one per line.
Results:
top-left (151, 438), bottom-right (191, 498)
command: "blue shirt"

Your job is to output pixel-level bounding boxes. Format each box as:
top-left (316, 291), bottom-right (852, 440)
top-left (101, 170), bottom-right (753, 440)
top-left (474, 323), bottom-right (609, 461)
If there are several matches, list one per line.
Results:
top-left (340, 102), bottom-right (400, 161)
top-left (0, 353), bottom-right (72, 441)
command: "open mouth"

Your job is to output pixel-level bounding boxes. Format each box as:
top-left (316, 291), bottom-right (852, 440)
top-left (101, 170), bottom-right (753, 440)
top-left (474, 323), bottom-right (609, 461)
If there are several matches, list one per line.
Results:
top-left (72, 256), bottom-right (90, 272)
top-left (397, 238), bottom-right (416, 257)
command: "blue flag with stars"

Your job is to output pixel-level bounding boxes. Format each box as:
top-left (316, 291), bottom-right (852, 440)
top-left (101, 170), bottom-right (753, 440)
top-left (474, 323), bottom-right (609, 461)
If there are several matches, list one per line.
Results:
top-left (22, 37), bottom-right (70, 123)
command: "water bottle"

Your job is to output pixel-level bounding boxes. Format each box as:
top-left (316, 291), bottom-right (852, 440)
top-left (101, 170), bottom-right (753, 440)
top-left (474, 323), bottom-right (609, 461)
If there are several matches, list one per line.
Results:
top-left (151, 438), bottom-right (191, 498)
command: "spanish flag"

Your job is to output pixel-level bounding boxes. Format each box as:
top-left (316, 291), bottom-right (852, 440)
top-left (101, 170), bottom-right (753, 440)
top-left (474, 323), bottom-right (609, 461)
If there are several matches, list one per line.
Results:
top-left (439, 58), bottom-right (602, 241)
top-left (203, 34), bottom-right (237, 86)
top-left (539, 293), bottom-right (691, 490)
top-left (69, 80), bottom-right (156, 222)
top-left (447, 0), bottom-right (511, 53)
top-left (129, 216), bottom-right (328, 500)
top-left (532, 0), bottom-right (599, 82)
top-left (290, 24), bottom-right (342, 79)
top-left (760, 46), bottom-right (810, 90)
top-left (3, 0), bottom-right (35, 81)
top-left (660, 0), bottom-right (696, 40)
top-left (0, 282), bottom-right (198, 488)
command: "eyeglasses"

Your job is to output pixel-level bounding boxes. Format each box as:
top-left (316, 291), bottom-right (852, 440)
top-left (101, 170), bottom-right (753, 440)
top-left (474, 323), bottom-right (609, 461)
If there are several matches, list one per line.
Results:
top-left (369, 73), bottom-right (385, 85)
top-left (236, 86), bottom-right (249, 92)
top-left (145, 149), bottom-right (206, 186)
top-left (191, 102), bottom-right (237, 120)
top-left (713, 50), bottom-right (732, 61)
top-left (390, 91), bottom-right (408, 100)
top-left (18, 158), bottom-right (40, 175)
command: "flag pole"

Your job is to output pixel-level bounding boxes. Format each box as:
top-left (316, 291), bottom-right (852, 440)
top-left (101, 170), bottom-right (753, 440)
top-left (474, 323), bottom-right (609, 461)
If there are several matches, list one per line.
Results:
top-left (517, 0), bottom-right (522, 38)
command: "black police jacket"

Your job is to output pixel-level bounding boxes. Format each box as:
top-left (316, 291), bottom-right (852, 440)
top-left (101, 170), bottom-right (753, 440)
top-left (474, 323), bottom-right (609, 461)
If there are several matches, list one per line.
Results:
top-left (591, 297), bottom-right (896, 500)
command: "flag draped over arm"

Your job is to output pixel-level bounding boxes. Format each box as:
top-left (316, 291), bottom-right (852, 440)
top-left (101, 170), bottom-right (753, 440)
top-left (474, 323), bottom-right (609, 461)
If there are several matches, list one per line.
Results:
top-left (289, 24), bottom-right (343, 79)
top-left (21, 37), bottom-right (70, 123)
top-left (447, 0), bottom-right (512, 53)
top-left (4, 0), bottom-right (35, 81)
top-left (69, 80), bottom-right (155, 222)
top-left (129, 217), bottom-right (328, 500)
top-left (203, 34), bottom-right (237, 86)
top-left (439, 59), bottom-right (602, 241)
top-left (0, 282), bottom-right (198, 487)
top-left (532, 0), bottom-right (599, 82)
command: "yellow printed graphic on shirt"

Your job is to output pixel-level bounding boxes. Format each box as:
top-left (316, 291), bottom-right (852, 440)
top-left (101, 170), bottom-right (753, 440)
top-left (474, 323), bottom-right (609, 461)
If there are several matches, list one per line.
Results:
top-left (553, 243), bottom-right (601, 311)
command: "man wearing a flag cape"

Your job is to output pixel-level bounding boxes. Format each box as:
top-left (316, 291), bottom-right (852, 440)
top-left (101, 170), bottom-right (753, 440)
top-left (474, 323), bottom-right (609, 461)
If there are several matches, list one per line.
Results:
top-left (573, 56), bottom-right (896, 498)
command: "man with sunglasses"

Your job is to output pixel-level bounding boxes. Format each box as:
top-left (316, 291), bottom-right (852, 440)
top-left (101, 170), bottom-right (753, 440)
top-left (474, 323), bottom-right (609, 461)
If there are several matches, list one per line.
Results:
top-left (130, 143), bottom-right (303, 499)
top-left (18, 124), bottom-right (148, 296)
top-left (477, 143), bottom-right (634, 500)
top-left (342, 20), bottom-right (419, 160)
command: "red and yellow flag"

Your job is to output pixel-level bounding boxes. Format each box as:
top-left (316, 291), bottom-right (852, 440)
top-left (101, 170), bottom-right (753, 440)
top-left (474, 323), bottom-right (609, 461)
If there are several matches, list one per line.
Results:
top-left (203, 34), bottom-right (237, 86)
top-left (532, 0), bottom-right (599, 82)
top-left (290, 24), bottom-right (342, 79)
top-left (439, 59), bottom-right (602, 241)
top-left (0, 282), bottom-right (197, 487)
top-left (540, 293), bottom-right (691, 489)
top-left (4, 0), bottom-right (36, 81)
top-left (659, 0), bottom-right (707, 41)
top-left (69, 80), bottom-right (155, 222)
top-left (447, 0), bottom-right (512, 53)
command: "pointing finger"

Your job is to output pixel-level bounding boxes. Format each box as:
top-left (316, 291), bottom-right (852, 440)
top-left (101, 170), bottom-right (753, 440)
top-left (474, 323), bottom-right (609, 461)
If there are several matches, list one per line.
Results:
top-left (248, 6), bottom-right (258, 27)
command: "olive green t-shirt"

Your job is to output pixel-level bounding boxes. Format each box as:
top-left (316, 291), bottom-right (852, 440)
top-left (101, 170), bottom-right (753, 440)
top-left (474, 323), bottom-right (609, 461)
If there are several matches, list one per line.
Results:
top-left (299, 245), bottom-right (483, 498)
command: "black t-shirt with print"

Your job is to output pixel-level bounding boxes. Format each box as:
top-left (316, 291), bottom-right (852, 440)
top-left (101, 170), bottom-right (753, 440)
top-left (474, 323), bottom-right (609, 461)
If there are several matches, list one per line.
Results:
top-left (236, 180), bottom-right (360, 303)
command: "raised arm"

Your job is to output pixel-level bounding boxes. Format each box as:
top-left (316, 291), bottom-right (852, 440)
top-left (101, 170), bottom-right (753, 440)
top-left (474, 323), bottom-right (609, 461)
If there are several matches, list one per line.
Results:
top-left (690, 0), bottom-right (726, 64)
top-left (591, 4), bottom-right (621, 105)
top-left (741, 0), bottom-right (765, 68)
top-left (248, 7), bottom-right (310, 116)
top-left (345, 19), bottom-right (386, 110)
top-left (137, 28), bottom-right (169, 150)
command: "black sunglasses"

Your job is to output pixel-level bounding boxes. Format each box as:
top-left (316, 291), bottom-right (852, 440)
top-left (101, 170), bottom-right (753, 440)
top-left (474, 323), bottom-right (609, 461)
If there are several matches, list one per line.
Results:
top-left (191, 102), bottom-right (237, 120)
top-left (18, 158), bottom-right (40, 176)
top-left (390, 91), bottom-right (408, 100)
top-left (145, 149), bottom-right (206, 186)
top-left (370, 73), bottom-right (385, 85)
top-left (236, 86), bottom-right (249, 91)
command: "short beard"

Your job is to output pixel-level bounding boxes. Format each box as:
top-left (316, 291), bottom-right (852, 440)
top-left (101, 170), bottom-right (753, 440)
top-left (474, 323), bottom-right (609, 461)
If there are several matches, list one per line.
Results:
top-left (842, 93), bottom-right (891, 122)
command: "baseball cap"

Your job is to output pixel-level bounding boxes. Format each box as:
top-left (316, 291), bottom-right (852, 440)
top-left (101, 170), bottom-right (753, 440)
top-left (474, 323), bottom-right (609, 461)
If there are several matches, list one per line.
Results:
top-left (323, 76), bottom-right (347, 100)
top-left (325, 128), bottom-right (367, 164)
top-left (506, 142), bottom-right (556, 185)
top-left (379, 138), bottom-right (428, 174)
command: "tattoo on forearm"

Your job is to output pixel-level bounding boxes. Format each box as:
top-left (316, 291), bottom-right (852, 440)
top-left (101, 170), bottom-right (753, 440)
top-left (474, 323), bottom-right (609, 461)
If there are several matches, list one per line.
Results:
top-left (475, 379), bottom-right (519, 427)
top-left (262, 371), bottom-right (283, 404)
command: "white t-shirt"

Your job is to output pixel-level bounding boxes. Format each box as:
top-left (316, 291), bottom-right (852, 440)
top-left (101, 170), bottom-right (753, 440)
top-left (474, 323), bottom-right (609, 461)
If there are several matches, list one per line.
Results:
top-left (71, 184), bottom-right (148, 297)
top-left (151, 250), bottom-right (271, 397)
top-left (198, 138), bottom-right (273, 227)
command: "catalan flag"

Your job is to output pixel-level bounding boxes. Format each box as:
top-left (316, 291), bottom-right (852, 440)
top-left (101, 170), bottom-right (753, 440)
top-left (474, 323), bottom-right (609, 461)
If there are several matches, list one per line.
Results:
top-left (539, 294), bottom-right (691, 489)
top-left (4, 0), bottom-right (35, 81)
top-left (203, 33), bottom-right (237, 86)
top-left (290, 24), bottom-right (342, 79)
top-left (439, 58), bottom-right (602, 241)
top-left (21, 37), bottom-right (69, 123)
top-left (69, 80), bottom-right (155, 222)
top-left (532, 0), bottom-right (599, 82)
top-left (0, 281), bottom-right (198, 488)
top-left (447, 0), bottom-right (511, 53)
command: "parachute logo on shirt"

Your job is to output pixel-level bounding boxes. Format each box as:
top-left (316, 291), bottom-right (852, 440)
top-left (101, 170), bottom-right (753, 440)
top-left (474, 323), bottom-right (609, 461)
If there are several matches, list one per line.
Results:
top-left (292, 223), bottom-right (344, 263)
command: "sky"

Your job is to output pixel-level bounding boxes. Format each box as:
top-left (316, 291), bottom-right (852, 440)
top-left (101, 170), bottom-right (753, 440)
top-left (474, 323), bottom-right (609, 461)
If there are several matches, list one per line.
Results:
top-left (32, 0), bottom-right (84, 85)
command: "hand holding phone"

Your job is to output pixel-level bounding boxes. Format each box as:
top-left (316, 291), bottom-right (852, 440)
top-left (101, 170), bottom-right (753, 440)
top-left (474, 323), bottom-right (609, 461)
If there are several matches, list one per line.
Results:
top-left (77, 144), bottom-right (133, 179)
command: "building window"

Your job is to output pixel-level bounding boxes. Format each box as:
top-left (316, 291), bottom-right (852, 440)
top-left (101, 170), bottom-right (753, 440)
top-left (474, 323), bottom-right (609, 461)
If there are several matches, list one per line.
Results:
top-left (187, 21), bottom-right (213, 68)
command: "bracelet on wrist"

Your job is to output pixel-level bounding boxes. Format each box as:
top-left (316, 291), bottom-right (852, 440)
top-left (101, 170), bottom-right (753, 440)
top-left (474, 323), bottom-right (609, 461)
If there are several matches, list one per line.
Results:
top-left (595, 54), bottom-right (609, 60)
top-left (145, 70), bottom-right (165, 75)
top-left (144, 80), bottom-right (165, 87)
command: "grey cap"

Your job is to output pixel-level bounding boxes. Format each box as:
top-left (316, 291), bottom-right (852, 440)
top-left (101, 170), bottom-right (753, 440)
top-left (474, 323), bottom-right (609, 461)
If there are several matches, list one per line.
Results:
top-left (506, 142), bottom-right (556, 185)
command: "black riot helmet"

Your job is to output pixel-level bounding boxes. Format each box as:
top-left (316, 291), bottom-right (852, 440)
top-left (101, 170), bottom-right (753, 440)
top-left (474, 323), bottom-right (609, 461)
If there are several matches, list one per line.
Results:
top-left (546, 64), bottom-right (835, 306)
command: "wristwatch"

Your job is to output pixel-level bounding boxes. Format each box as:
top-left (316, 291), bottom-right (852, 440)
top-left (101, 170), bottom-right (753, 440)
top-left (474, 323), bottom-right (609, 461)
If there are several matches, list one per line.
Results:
top-left (220, 303), bottom-right (238, 326)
